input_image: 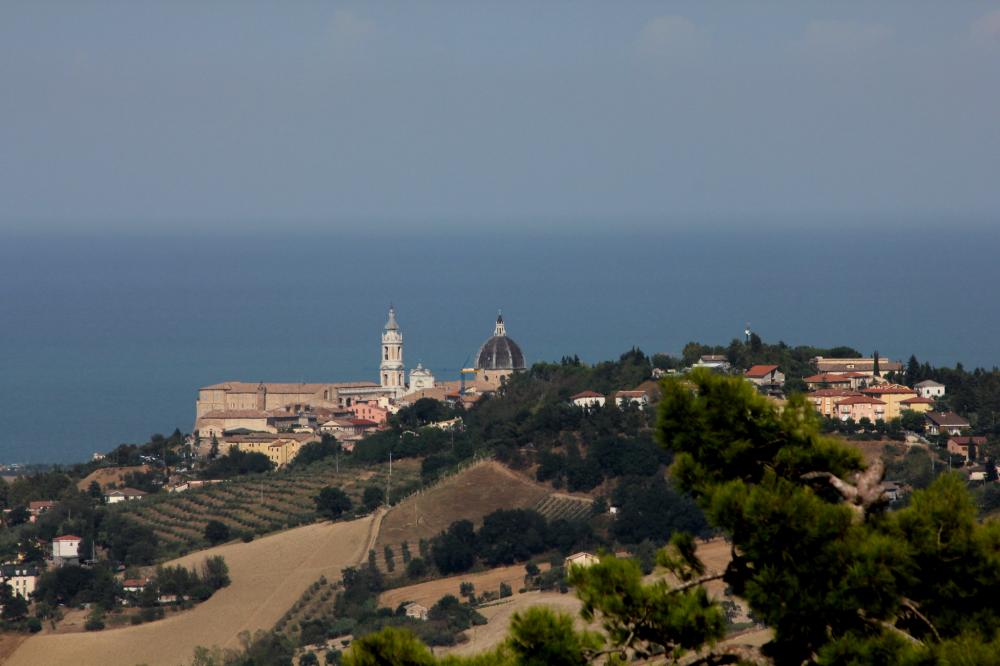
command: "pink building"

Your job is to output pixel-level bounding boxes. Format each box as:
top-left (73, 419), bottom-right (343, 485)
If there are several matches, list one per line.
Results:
top-left (834, 395), bottom-right (886, 422)
top-left (350, 401), bottom-right (389, 425)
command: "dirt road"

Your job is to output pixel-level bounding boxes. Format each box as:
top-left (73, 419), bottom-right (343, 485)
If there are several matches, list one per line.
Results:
top-left (7, 514), bottom-right (378, 666)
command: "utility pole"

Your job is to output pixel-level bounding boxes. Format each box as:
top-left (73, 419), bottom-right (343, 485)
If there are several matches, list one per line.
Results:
top-left (386, 450), bottom-right (392, 506)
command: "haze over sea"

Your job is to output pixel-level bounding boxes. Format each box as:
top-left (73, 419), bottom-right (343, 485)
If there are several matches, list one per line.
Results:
top-left (0, 230), bottom-right (998, 464)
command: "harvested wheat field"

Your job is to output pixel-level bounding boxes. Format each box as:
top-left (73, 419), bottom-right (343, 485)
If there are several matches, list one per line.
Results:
top-left (374, 461), bottom-right (549, 559)
top-left (379, 562), bottom-right (550, 610)
top-left (7, 513), bottom-right (381, 666)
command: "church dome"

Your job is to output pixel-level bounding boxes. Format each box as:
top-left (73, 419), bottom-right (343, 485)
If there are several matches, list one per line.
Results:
top-left (475, 314), bottom-right (525, 371)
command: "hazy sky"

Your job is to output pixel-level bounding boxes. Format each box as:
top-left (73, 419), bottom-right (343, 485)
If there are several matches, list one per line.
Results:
top-left (2, 2), bottom-right (999, 233)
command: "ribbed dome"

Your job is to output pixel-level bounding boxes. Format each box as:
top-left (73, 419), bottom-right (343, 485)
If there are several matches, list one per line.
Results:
top-left (475, 313), bottom-right (525, 371)
top-left (476, 336), bottom-right (525, 370)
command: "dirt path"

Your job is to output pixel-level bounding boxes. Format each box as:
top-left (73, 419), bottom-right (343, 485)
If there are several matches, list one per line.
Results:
top-left (6, 515), bottom-right (376, 666)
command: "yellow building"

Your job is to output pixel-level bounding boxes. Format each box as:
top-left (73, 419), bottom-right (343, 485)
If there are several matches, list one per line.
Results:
top-left (860, 385), bottom-right (920, 420)
top-left (220, 432), bottom-right (318, 468)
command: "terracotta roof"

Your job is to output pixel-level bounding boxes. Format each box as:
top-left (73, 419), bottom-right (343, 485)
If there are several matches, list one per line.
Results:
top-left (53, 535), bottom-right (81, 542)
top-left (804, 373), bottom-right (855, 384)
top-left (617, 390), bottom-right (647, 398)
top-left (200, 410), bottom-right (269, 419)
top-left (745, 365), bottom-right (780, 378)
top-left (915, 380), bottom-right (944, 388)
top-left (900, 396), bottom-right (934, 404)
top-left (814, 358), bottom-right (903, 372)
top-left (28, 500), bottom-right (56, 511)
top-left (571, 391), bottom-right (604, 400)
top-left (925, 411), bottom-right (970, 427)
top-left (862, 385), bottom-right (917, 396)
top-left (808, 389), bottom-right (862, 398)
top-left (123, 578), bottom-right (148, 588)
top-left (836, 396), bottom-right (886, 406)
top-left (350, 419), bottom-right (378, 427)
top-left (949, 436), bottom-right (987, 446)
top-left (107, 488), bottom-right (146, 497)
top-left (201, 381), bottom-right (377, 393)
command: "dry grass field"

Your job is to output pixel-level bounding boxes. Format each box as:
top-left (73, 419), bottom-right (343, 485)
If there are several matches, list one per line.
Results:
top-left (378, 562), bottom-right (551, 610)
top-left (6, 512), bottom-right (382, 666)
top-left (373, 461), bottom-right (550, 568)
top-left (76, 465), bottom-right (152, 492)
top-left (436, 591), bottom-right (584, 657)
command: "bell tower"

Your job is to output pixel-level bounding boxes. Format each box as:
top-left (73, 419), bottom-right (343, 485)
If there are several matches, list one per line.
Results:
top-left (380, 306), bottom-right (405, 396)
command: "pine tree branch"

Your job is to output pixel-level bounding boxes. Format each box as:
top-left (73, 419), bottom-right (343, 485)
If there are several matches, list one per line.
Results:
top-left (669, 572), bottom-right (726, 594)
top-left (901, 597), bottom-right (941, 642)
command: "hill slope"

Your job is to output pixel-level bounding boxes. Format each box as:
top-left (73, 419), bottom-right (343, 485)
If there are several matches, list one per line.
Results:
top-left (7, 514), bottom-right (380, 666)
top-left (373, 460), bottom-right (551, 560)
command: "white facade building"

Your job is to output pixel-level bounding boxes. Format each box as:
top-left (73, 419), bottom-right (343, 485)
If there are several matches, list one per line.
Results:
top-left (915, 380), bottom-right (945, 400)
top-left (52, 535), bottom-right (82, 561)
top-left (570, 391), bottom-right (606, 409)
top-left (408, 363), bottom-right (435, 393)
top-left (0, 564), bottom-right (39, 599)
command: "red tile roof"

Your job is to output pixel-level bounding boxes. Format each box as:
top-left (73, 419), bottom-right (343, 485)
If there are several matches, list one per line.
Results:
top-left (862, 385), bottom-right (917, 395)
top-left (808, 389), bottom-right (862, 398)
top-left (925, 411), bottom-right (971, 427)
top-left (804, 373), bottom-right (855, 384)
top-left (949, 436), bottom-right (987, 446)
top-left (571, 391), bottom-right (604, 400)
top-left (745, 365), bottom-right (780, 378)
top-left (900, 396), bottom-right (934, 404)
top-left (53, 535), bottom-right (81, 542)
top-left (836, 396), bottom-right (886, 406)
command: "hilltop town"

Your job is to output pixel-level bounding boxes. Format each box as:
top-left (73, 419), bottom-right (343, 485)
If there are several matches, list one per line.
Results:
top-left (2, 311), bottom-right (1000, 665)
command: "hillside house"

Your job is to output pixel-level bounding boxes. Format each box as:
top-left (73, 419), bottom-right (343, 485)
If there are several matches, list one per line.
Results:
top-left (570, 391), bottom-right (606, 409)
top-left (694, 355), bottom-right (731, 372)
top-left (350, 401), bottom-right (390, 425)
top-left (0, 564), bottom-right (39, 600)
top-left (804, 372), bottom-right (868, 391)
top-left (899, 396), bottom-right (934, 414)
top-left (947, 436), bottom-right (988, 463)
top-left (122, 578), bottom-right (150, 594)
top-left (403, 602), bottom-right (429, 621)
top-left (52, 535), bottom-right (82, 562)
top-left (915, 380), bottom-right (946, 400)
top-left (615, 390), bottom-right (649, 409)
top-left (835, 395), bottom-right (886, 422)
top-left (564, 552), bottom-right (600, 568)
top-left (744, 365), bottom-right (785, 392)
top-left (105, 488), bottom-right (147, 504)
top-left (28, 500), bottom-right (56, 524)
top-left (925, 411), bottom-right (971, 436)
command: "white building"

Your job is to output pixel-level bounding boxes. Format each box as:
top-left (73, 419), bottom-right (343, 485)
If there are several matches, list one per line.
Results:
top-left (694, 355), bottom-right (731, 372)
top-left (105, 488), bottom-right (147, 504)
top-left (570, 391), bottom-right (606, 409)
top-left (407, 363), bottom-right (435, 393)
top-left (615, 390), bottom-right (649, 409)
top-left (915, 380), bottom-right (945, 400)
top-left (403, 602), bottom-right (429, 621)
top-left (52, 534), bottom-right (82, 561)
top-left (564, 552), bottom-right (600, 568)
top-left (0, 564), bottom-right (39, 599)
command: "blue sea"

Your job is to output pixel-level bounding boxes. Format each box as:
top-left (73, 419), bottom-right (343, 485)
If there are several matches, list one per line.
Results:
top-left (1, 230), bottom-right (999, 464)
